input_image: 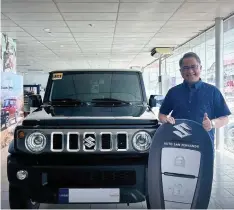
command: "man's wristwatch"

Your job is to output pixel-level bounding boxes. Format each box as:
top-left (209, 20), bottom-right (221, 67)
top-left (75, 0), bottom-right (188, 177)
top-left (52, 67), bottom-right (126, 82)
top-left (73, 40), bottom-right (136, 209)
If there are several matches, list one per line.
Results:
top-left (211, 120), bottom-right (215, 128)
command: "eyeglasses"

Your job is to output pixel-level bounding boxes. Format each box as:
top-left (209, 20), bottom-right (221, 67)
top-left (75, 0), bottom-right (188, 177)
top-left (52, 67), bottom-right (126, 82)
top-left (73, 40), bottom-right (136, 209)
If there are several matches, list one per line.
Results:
top-left (181, 65), bottom-right (200, 71)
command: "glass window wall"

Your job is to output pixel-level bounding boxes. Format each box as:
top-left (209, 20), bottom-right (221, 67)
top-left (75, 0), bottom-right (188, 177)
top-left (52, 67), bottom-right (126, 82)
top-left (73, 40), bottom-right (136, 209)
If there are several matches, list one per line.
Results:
top-left (223, 15), bottom-right (234, 153)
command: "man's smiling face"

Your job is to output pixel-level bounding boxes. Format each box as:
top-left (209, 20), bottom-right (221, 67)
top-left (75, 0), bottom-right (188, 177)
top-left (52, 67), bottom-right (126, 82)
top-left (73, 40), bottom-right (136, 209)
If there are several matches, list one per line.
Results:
top-left (180, 57), bottom-right (201, 84)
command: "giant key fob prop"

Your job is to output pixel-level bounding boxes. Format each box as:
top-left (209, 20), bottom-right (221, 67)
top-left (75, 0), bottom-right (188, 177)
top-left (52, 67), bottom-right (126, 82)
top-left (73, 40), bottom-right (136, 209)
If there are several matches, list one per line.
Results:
top-left (148, 119), bottom-right (214, 209)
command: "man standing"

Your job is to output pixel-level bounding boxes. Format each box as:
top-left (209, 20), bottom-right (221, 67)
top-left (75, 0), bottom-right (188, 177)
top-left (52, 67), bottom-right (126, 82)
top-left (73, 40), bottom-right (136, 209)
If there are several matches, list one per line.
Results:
top-left (158, 52), bottom-right (231, 144)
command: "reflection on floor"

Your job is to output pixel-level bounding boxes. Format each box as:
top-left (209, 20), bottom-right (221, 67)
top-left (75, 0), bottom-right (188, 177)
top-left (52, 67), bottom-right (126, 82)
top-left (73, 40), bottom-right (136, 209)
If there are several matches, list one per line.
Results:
top-left (1, 146), bottom-right (234, 209)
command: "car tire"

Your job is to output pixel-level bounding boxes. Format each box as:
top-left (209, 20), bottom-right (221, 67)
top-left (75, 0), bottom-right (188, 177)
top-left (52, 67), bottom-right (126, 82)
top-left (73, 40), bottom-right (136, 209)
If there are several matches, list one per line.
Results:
top-left (9, 185), bottom-right (40, 209)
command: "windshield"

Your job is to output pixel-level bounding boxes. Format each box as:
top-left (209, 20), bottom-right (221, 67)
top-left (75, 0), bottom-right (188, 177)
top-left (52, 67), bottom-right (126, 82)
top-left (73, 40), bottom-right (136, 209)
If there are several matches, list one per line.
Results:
top-left (3, 99), bottom-right (14, 107)
top-left (3, 100), bottom-right (9, 107)
top-left (49, 71), bottom-right (143, 103)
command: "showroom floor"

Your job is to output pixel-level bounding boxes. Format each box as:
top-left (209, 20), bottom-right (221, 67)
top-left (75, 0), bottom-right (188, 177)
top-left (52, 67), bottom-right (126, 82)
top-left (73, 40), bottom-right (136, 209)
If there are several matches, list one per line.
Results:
top-left (1, 146), bottom-right (234, 209)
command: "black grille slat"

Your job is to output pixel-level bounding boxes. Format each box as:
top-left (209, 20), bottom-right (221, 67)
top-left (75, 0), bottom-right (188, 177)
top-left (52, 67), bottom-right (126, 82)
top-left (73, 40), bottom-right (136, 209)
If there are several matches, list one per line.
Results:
top-left (52, 133), bottom-right (63, 151)
top-left (68, 133), bottom-right (79, 150)
top-left (117, 133), bottom-right (127, 150)
top-left (47, 170), bottom-right (136, 187)
top-left (101, 133), bottom-right (112, 150)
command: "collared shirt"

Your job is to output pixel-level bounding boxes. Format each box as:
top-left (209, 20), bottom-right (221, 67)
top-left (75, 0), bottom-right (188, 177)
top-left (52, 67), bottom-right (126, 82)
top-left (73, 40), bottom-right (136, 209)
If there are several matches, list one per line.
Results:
top-left (159, 79), bottom-right (232, 142)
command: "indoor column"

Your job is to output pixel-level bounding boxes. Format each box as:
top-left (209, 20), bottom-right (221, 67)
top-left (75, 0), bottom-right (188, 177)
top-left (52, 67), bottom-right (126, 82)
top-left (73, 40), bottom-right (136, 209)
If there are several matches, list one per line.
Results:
top-left (215, 17), bottom-right (224, 151)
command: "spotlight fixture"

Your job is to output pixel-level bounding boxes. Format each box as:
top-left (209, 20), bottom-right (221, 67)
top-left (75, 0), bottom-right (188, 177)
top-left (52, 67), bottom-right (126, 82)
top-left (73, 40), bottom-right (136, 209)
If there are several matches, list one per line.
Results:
top-left (43, 28), bottom-right (51, 32)
top-left (151, 47), bottom-right (173, 58)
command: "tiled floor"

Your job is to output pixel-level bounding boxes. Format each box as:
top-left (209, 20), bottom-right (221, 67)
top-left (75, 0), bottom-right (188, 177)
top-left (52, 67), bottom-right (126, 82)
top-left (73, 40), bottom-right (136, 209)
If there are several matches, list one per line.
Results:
top-left (1, 146), bottom-right (234, 209)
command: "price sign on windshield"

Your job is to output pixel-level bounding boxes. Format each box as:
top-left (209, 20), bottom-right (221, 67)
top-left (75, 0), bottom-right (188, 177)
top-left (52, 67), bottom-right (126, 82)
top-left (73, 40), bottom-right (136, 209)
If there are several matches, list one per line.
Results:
top-left (52, 73), bottom-right (63, 80)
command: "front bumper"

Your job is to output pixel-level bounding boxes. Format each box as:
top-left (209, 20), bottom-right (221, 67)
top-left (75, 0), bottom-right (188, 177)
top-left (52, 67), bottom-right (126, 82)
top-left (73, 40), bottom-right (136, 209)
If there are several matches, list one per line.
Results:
top-left (7, 154), bottom-right (148, 204)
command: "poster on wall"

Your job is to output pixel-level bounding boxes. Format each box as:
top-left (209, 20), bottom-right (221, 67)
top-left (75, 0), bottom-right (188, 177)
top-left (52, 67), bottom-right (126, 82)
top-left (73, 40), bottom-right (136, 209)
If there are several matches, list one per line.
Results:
top-left (1, 33), bottom-right (17, 73)
top-left (1, 73), bottom-right (24, 148)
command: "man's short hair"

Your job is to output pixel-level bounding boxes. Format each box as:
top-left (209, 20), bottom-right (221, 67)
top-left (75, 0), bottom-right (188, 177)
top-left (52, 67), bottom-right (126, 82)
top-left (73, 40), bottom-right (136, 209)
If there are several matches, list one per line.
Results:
top-left (179, 52), bottom-right (201, 68)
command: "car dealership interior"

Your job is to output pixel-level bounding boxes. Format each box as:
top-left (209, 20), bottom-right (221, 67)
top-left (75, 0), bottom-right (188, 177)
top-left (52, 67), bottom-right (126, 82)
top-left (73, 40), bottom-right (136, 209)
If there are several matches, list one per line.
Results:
top-left (1, 0), bottom-right (234, 209)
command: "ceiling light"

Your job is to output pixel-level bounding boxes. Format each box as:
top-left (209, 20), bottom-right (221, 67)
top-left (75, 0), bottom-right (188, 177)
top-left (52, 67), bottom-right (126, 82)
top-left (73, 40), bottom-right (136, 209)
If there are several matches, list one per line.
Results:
top-left (17, 64), bottom-right (30, 67)
top-left (60, 45), bottom-right (64, 47)
top-left (27, 69), bottom-right (43, 72)
top-left (44, 28), bottom-right (50, 32)
top-left (151, 47), bottom-right (173, 58)
top-left (48, 32), bottom-right (54, 37)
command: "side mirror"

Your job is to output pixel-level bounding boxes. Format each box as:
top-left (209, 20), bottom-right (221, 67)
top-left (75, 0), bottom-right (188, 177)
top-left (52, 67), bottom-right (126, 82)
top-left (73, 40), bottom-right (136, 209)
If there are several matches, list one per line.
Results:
top-left (149, 94), bottom-right (164, 107)
top-left (28, 94), bottom-right (42, 108)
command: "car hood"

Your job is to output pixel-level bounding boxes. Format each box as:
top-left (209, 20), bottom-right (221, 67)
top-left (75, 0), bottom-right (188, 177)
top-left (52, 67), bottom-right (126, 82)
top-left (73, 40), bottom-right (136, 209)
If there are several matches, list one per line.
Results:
top-left (22, 105), bottom-right (158, 126)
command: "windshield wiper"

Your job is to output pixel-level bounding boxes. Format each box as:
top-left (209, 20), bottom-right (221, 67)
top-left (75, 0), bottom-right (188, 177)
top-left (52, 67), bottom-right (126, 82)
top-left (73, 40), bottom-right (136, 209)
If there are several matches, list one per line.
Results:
top-left (48, 98), bottom-right (83, 106)
top-left (91, 98), bottom-right (132, 105)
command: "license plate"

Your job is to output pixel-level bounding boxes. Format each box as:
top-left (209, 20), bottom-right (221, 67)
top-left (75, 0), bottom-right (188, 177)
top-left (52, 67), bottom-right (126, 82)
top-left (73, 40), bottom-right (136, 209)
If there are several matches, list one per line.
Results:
top-left (58, 188), bottom-right (120, 203)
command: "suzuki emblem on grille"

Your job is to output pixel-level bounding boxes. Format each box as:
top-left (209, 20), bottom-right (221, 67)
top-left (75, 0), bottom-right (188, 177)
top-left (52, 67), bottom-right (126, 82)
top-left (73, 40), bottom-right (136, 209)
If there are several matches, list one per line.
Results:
top-left (84, 136), bottom-right (96, 149)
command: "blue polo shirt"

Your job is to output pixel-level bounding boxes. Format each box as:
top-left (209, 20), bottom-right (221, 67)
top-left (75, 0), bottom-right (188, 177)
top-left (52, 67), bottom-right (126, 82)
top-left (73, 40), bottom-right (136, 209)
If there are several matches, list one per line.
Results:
top-left (160, 80), bottom-right (231, 142)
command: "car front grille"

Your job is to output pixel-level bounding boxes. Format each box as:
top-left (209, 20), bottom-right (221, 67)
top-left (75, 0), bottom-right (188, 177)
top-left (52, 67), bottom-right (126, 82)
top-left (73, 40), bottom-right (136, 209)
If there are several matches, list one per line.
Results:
top-left (50, 131), bottom-right (128, 152)
top-left (47, 170), bottom-right (136, 187)
top-left (117, 133), bottom-right (128, 151)
top-left (83, 132), bottom-right (96, 151)
top-left (100, 132), bottom-right (112, 151)
top-left (67, 132), bottom-right (80, 151)
top-left (51, 132), bottom-right (64, 152)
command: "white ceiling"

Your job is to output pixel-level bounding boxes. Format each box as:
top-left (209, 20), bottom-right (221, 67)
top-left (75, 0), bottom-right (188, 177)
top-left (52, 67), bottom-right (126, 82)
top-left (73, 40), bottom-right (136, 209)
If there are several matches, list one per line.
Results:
top-left (1, 0), bottom-right (234, 73)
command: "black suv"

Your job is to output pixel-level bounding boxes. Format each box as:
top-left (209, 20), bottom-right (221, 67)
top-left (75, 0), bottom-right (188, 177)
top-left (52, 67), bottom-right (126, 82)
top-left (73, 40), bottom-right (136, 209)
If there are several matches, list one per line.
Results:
top-left (7, 69), bottom-right (160, 209)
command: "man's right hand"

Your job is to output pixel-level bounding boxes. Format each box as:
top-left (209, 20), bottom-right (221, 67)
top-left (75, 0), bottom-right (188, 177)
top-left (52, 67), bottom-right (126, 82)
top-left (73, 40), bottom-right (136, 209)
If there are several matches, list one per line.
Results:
top-left (158, 113), bottom-right (175, 124)
top-left (164, 116), bottom-right (175, 124)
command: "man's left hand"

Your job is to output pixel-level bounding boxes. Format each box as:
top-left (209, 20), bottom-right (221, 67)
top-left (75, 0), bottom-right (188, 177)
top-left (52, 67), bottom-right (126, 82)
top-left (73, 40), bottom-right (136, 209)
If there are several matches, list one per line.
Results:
top-left (202, 113), bottom-right (212, 131)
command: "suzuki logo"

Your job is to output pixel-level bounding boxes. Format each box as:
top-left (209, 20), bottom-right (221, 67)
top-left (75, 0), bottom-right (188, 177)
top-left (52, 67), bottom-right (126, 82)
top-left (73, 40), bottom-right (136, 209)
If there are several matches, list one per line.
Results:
top-left (84, 136), bottom-right (96, 149)
top-left (173, 123), bottom-right (192, 138)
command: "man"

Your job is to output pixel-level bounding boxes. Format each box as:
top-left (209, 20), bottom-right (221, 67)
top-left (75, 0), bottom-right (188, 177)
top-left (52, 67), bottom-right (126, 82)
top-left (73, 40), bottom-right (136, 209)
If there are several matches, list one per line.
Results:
top-left (158, 52), bottom-right (231, 143)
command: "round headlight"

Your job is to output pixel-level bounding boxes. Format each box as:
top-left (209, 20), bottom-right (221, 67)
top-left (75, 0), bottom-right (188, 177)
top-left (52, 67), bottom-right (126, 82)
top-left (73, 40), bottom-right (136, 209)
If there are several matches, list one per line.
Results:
top-left (132, 131), bottom-right (152, 152)
top-left (16, 170), bottom-right (28, 180)
top-left (25, 132), bottom-right (47, 153)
